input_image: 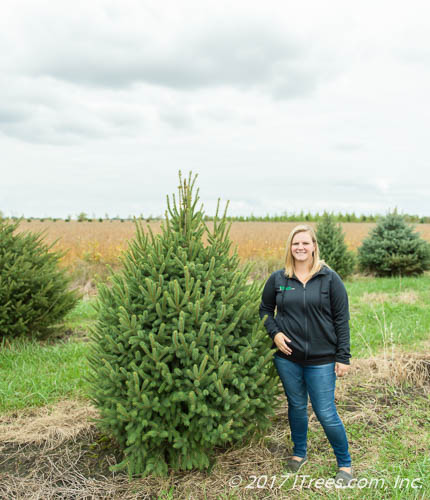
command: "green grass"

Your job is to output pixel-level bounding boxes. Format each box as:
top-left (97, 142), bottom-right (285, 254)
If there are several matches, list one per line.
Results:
top-left (0, 298), bottom-right (99, 413)
top-left (346, 274), bottom-right (430, 357)
top-left (0, 338), bottom-right (89, 413)
top-left (63, 297), bottom-right (98, 330)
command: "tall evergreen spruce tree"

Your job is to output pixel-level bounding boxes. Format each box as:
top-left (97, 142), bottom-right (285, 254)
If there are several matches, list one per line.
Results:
top-left (316, 212), bottom-right (355, 279)
top-left (0, 217), bottom-right (80, 339)
top-left (87, 173), bottom-right (281, 478)
top-left (358, 211), bottom-right (430, 276)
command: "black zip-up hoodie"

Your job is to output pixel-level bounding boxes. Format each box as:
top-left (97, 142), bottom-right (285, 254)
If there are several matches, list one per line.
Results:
top-left (259, 265), bottom-right (351, 366)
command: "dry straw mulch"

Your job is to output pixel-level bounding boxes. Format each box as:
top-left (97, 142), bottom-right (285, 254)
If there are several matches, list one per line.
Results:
top-left (1, 348), bottom-right (429, 500)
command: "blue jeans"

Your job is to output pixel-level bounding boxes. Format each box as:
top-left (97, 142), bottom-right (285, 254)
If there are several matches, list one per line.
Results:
top-left (273, 355), bottom-right (351, 467)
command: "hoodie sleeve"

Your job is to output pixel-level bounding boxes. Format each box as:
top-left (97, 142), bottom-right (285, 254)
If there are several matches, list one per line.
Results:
top-left (329, 270), bottom-right (351, 365)
top-left (259, 271), bottom-right (281, 341)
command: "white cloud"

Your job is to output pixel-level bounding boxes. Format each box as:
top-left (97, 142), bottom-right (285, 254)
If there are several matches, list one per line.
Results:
top-left (1, 0), bottom-right (430, 217)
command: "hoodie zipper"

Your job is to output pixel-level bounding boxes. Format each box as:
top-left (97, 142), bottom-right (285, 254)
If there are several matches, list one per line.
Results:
top-left (303, 282), bottom-right (308, 360)
top-left (289, 271), bottom-right (324, 361)
top-left (282, 278), bottom-right (287, 313)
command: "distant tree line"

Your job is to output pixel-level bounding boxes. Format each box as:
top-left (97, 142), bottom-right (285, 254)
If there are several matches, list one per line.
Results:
top-left (1, 211), bottom-right (430, 224)
top-left (206, 211), bottom-right (430, 223)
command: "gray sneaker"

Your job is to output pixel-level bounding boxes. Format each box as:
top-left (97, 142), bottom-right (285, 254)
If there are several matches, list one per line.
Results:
top-left (284, 455), bottom-right (308, 473)
top-left (334, 468), bottom-right (354, 487)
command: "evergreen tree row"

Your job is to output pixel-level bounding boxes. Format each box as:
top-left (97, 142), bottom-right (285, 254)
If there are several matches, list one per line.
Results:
top-left (315, 211), bottom-right (430, 278)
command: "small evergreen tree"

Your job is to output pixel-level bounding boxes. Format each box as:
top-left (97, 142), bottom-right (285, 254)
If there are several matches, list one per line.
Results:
top-left (0, 218), bottom-right (80, 339)
top-left (87, 172), bottom-right (281, 478)
top-left (358, 211), bottom-right (430, 276)
top-left (316, 212), bottom-right (355, 279)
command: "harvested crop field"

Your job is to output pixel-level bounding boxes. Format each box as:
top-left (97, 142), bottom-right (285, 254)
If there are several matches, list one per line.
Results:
top-left (15, 220), bottom-right (430, 268)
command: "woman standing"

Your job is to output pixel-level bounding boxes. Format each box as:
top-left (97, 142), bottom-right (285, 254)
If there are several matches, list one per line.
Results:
top-left (259, 224), bottom-right (353, 485)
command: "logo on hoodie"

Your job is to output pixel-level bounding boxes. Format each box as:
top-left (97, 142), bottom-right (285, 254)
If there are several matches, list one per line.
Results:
top-left (279, 286), bottom-right (295, 291)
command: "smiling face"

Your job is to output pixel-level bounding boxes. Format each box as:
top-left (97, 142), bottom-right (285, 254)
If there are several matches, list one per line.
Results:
top-left (291, 230), bottom-right (315, 265)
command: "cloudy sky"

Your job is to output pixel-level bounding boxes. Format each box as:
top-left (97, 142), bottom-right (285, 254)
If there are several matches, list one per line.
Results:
top-left (1, 0), bottom-right (429, 218)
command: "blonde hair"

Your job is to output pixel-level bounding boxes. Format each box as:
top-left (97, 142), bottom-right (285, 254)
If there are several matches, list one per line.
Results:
top-left (284, 224), bottom-right (326, 278)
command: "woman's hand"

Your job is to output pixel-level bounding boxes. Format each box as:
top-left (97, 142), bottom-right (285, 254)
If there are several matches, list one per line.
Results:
top-left (274, 332), bottom-right (292, 355)
top-left (335, 362), bottom-right (349, 377)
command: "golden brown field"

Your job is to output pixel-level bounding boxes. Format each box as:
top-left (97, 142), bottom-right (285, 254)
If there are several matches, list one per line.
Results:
top-left (16, 220), bottom-right (430, 269)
